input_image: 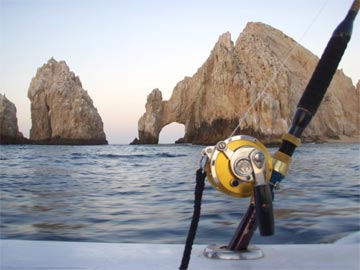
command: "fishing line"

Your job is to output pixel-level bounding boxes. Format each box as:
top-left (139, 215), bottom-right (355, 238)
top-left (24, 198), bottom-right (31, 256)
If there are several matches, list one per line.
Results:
top-left (230, 0), bottom-right (330, 137)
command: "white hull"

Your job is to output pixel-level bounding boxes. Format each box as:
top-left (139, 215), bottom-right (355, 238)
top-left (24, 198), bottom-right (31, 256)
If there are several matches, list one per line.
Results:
top-left (1, 238), bottom-right (359, 270)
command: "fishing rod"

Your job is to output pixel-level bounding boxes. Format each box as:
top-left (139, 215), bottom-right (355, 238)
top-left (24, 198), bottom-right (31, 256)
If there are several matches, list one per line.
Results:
top-left (179, 0), bottom-right (359, 269)
top-left (227, 0), bottom-right (359, 252)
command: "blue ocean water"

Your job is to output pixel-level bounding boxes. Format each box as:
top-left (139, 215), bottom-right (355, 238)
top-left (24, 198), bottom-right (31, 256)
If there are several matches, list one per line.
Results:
top-left (0, 143), bottom-right (359, 245)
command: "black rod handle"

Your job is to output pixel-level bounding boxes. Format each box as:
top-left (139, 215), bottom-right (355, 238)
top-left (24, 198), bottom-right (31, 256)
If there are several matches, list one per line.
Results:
top-left (274, 1), bottom-right (359, 167)
top-left (297, 0), bottom-right (358, 117)
top-left (227, 204), bottom-right (258, 250)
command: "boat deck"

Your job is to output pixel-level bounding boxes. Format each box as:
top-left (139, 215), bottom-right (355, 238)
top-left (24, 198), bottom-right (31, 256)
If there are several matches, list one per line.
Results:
top-left (1, 239), bottom-right (359, 270)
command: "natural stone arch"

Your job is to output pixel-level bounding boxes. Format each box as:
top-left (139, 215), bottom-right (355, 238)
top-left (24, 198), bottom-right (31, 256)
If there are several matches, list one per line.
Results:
top-left (131, 23), bottom-right (359, 145)
top-left (159, 122), bottom-right (185, 144)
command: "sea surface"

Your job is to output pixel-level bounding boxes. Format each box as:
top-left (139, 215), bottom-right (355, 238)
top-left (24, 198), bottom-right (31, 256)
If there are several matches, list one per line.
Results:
top-left (0, 143), bottom-right (359, 245)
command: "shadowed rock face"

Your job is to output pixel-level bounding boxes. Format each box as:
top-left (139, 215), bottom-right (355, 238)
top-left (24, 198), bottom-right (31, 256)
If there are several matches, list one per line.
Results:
top-left (28, 58), bottom-right (107, 145)
top-left (0, 94), bottom-right (29, 144)
top-left (133, 22), bottom-right (359, 145)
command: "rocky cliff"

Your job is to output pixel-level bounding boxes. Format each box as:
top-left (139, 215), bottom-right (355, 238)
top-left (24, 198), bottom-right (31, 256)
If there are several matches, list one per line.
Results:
top-left (28, 58), bottom-right (107, 145)
top-left (133, 22), bottom-right (359, 145)
top-left (0, 94), bottom-right (28, 144)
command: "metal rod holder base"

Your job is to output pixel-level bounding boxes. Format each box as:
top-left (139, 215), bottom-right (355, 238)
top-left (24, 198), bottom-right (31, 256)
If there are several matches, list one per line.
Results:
top-left (203, 244), bottom-right (264, 260)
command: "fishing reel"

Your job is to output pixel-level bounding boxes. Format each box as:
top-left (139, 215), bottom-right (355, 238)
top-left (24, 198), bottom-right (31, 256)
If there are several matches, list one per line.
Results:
top-left (202, 135), bottom-right (274, 236)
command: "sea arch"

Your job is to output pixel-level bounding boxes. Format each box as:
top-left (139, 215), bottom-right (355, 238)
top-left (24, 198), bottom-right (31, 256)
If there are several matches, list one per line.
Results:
top-left (159, 122), bottom-right (185, 144)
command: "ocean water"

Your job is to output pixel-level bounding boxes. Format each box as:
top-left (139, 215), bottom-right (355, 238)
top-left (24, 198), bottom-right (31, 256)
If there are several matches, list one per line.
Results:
top-left (0, 143), bottom-right (359, 245)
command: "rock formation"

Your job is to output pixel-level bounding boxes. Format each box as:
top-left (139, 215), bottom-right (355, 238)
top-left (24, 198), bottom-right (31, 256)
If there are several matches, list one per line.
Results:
top-left (0, 94), bottom-right (28, 144)
top-left (133, 22), bottom-right (359, 145)
top-left (28, 58), bottom-right (107, 145)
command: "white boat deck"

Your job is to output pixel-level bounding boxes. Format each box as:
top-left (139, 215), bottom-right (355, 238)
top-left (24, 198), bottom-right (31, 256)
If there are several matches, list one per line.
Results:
top-left (1, 239), bottom-right (359, 270)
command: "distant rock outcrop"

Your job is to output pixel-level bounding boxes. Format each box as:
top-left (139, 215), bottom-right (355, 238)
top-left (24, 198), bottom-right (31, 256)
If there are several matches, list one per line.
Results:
top-left (133, 22), bottom-right (359, 145)
top-left (28, 58), bottom-right (107, 145)
top-left (0, 94), bottom-right (28, 144)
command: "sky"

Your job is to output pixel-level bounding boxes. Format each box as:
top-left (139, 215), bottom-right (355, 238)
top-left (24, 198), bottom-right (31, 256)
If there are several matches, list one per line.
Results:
top-left (0, 0), bottom-right (359, 144)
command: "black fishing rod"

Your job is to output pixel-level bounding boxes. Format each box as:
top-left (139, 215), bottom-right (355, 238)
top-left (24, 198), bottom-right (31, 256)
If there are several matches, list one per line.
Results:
top-left (274, 0), bottom-right (359, 175)
top-left (228, 0), bottom-right (360, 251)
top-left (180, 1), bottom-right (359, 269)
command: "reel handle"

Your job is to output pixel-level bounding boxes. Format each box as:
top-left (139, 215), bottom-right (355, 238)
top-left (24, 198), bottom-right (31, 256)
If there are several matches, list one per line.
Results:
top-left (254, 184), bottom-right (274, 236)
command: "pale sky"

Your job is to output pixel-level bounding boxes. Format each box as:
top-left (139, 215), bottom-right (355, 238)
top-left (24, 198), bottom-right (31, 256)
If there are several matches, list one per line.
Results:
top-left (1, 0), bottom-right (359, 144)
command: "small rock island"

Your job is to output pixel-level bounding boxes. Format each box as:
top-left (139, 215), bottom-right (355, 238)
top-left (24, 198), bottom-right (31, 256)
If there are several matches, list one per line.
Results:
top-left (0, 94), bottom-right (29, 144)
top-left (27, 58), bottom-right (108, 145)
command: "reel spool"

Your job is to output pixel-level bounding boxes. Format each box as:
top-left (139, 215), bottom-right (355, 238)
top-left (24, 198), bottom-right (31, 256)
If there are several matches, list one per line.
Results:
top-left (202, 135), bottom-right (274, 236)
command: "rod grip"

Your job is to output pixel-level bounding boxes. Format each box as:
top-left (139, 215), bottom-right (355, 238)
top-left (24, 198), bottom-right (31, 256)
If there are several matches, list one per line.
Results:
top-left (297, 4), bottom-right (357, 116)
top-left (297, 36), bottom-right (349, 115)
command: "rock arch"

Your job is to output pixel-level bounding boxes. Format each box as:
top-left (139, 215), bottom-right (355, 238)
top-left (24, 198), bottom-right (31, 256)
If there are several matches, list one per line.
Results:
top-left (131, 23), bottom-right (359, 145)
top-left (159, 122), bottom-right (185, 144)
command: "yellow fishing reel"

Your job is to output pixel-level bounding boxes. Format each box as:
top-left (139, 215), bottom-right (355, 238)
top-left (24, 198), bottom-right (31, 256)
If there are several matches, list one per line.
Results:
top-left (202, 135), bottom-right (274, 236)
top-left (202, 135), bottom-right (273, 198)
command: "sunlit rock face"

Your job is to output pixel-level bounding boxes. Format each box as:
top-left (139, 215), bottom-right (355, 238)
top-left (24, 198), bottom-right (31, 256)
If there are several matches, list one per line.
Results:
top-left (134, 22), bottom-right (359, 145)
top-left (28, 58), bottom-right (107, 145)
top-left (0, 94), bottom-right (28, 144)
